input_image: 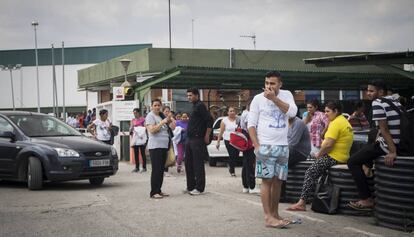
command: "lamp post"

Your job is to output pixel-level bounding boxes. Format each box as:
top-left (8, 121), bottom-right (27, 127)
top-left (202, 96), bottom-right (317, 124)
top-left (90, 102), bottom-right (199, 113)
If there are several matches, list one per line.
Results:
top-left (119, 59), bottom-right (132, 87)
top-left (31, 20), bottom-right (40, 113)
top-left (0, 64), bottom-right (22, 110)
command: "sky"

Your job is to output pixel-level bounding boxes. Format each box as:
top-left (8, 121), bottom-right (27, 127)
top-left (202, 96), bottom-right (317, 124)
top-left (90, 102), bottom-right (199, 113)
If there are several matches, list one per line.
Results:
top-left (1, 0), bottom-right (414, 52)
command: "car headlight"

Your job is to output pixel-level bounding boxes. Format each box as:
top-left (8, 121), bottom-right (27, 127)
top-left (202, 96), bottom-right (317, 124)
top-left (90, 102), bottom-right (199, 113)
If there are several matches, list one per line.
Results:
top-left (54, 148), bottom-right (80, 158)
top-left (111, 146), bottom-right (117, 157)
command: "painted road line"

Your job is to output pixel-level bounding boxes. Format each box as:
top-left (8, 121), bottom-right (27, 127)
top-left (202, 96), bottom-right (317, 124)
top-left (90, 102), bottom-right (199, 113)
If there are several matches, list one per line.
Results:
top-left (210, 191), bottom-right (327, 223)
top-left (343, 227), bottom-right (384, 237)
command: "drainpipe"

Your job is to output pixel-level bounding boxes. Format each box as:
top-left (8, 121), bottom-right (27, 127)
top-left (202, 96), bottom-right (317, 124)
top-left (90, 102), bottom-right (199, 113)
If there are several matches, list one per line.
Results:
top-left (229, 48), bottom-right (234, 68)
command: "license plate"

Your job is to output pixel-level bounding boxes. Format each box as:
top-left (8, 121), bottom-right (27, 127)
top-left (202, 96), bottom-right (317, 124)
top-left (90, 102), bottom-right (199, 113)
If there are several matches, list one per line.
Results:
top-left (89, 159), bottom-right (110, 167)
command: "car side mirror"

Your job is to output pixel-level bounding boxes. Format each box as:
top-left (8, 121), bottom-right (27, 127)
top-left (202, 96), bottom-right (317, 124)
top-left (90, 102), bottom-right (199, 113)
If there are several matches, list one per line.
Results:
top-left (0, 131), bottom-right (16, 142)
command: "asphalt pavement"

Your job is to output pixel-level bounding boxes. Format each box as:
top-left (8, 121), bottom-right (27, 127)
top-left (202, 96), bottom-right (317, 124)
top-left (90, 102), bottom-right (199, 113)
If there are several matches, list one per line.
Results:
top-left (0, 161), bottom-right (411, 237)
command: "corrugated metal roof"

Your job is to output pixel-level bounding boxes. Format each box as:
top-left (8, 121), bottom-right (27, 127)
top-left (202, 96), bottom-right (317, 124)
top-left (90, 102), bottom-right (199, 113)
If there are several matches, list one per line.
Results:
top-left (79, 48), bottom-right (395, 88)
top-left (137, 66), bottom-right (412, 91)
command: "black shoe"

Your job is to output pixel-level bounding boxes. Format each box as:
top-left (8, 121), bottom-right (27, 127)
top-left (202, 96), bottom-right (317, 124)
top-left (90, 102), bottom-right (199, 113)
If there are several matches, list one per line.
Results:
top-left (131, 168), bottom-right (139, 173)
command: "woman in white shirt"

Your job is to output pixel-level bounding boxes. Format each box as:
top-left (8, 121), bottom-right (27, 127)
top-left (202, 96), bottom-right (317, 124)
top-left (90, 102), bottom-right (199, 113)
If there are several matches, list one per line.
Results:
top-left (87, 109), bottom-right (112, 145)
top-left (216, 106), bottom-right (239, 177)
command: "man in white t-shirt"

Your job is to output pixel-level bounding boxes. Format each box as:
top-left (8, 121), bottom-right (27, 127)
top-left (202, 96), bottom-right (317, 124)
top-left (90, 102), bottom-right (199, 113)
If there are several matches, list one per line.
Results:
top-left (248, 71), bottom-right (297, 228)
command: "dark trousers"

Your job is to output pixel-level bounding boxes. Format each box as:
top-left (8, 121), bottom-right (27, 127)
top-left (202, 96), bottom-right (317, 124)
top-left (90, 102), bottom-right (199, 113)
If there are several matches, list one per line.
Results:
top-left (133, 145), bottom-right (146, 169)
top-left (149, 148), bottom-right (168, 197)
top-left (281, 149), bottom-right (308, 196)
top-left (242, 148), bottom-right (256, 189)
top-left (224, 140), bottom-right (239, 174)
top-left (288, 149), bottom-right (308, 167)
top-left (185, 137), bottom-right (207, 192)
top-left (347, 142), bottom-right (385, 199)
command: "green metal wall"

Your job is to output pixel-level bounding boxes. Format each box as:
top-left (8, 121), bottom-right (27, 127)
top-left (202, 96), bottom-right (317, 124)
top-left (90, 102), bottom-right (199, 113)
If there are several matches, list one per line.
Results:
top-left (0, 44), bottom-right (152, 66)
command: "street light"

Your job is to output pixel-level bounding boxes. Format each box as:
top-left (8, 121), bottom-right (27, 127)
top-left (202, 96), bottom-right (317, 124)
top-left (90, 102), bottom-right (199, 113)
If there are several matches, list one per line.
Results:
top-left (0, 64), bottom-right (22, 111)
top-left (31, 20), bottom-right (40, 113)
top-left (119, 58), bottom-right (132, 87)
top-left (119, 59), bottom-right (133, 97)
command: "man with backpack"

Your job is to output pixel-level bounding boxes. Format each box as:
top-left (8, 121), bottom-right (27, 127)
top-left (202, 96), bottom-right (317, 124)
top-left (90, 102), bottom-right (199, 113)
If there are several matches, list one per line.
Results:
top-left (347, 79), bottom-right (403, 211)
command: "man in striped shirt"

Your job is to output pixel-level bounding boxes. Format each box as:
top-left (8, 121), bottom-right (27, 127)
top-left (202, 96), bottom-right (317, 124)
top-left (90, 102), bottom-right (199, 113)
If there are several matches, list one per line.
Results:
top-left (347, 79), bottom-right (401, 211)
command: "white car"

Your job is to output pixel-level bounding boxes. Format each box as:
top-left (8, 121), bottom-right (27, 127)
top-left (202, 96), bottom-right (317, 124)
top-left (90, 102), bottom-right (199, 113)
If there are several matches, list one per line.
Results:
top-left (207, 117), bottom-right (242, 166)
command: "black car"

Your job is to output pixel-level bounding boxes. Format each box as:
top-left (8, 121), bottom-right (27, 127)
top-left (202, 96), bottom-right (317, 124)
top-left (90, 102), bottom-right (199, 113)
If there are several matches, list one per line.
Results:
top-left (0, 111), bottom-right (118, 190)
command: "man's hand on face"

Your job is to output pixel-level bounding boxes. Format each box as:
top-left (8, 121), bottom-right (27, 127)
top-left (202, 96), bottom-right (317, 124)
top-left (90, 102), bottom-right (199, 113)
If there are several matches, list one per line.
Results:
top-left (263, 87), bottom-right (277, 101)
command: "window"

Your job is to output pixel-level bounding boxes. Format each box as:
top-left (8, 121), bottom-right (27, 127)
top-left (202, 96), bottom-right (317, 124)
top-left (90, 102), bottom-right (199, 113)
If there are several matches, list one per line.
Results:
top-left (324, 90), bottom-right (340, 101)
top-left (305, 90), bottom-right (321, 102)
top-left (343, 90), bottom-right (360, 100)
top-left (0, 117), bottom-right (13, 133)
top-left (9, 115), bottom-right (81, 137)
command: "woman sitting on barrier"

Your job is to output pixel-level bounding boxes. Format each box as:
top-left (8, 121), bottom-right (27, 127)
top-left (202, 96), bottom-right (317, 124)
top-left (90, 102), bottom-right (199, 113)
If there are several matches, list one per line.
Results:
top-left (287, 101), bottom-right (354, 211)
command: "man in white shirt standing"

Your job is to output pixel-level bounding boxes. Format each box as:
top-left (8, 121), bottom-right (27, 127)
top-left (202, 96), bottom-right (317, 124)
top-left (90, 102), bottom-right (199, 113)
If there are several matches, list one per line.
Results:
top-left (248, 71), bottom-right (297, 228)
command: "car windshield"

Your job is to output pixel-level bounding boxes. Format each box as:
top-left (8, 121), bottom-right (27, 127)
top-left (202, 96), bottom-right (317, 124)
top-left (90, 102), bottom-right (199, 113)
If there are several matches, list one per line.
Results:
top-left (8, 115), bottom-right (82, 137)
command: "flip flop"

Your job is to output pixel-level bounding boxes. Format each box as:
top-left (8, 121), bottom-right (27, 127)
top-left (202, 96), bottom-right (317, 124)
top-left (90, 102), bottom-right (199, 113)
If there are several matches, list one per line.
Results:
top-left (160, 192), bottom-right (170, 197)
top-left (347, 201), bottom-right (373, 211)
top-left (150, 194), bottom-right (163, 199)
top-left (286, 206), bottom-right (306, 212)
top-left (266, 221), bottom-right (289, 229)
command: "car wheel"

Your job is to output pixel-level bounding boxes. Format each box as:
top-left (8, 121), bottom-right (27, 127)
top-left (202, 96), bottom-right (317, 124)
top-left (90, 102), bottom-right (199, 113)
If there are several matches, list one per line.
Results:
top-left (89, 177), bottom-right (105, 186)
top-left (209, 157), bottom-right (217, 167)
top-left (27, 156), bottom-right (43, 190)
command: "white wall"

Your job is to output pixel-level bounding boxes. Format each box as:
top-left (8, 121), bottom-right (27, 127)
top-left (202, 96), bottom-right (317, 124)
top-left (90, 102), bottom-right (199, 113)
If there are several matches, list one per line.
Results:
top-left (0, 64), bottom-right (97, 110)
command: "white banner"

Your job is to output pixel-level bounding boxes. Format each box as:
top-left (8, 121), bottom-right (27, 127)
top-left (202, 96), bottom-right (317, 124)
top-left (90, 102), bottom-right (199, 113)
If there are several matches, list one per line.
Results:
top-left (113, 100), bottom-right (139, 121)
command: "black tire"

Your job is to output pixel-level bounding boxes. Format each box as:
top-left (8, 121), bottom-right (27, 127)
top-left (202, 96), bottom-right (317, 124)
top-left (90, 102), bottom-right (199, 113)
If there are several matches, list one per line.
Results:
top-left (89, 177), bottom-right (105, 186)
top-left (209, 157), bottom-right (217, 167)
top-left (28, 156), bottom-right (43, 190)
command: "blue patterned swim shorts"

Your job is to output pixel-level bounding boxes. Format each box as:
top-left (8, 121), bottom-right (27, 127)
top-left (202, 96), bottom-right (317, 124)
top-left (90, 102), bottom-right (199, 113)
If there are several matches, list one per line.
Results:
top-left (255, 144), bottom-right (289, 180)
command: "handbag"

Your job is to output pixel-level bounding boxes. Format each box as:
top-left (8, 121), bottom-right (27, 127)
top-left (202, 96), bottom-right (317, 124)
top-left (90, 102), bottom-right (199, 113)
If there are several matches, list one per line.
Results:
top-left (229, 118), bottom-right (253, 151)
top-left (311, 174), bottom-right (340, 214)
top-left (165, 143), bottom-right (176, 168)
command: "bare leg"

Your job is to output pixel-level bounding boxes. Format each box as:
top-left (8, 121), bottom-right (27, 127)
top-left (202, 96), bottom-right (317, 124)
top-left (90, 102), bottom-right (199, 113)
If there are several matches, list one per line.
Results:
top-left (270, 177), bottom-right (285, 219)
top-left (261, 178), bottom-right (286, 227)
top-left (287, 198), bottom-right (307, 211)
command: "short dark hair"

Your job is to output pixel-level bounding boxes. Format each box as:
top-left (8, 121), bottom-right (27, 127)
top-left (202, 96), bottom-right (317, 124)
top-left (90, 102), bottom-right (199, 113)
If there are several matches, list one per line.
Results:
top-left (306, 99), bottom-right (320, 109)
top-left (162, 106), bottom-right (171, 112)
top-left (368, 79), bottom-right (387, 93)
top-left (99, 109), bottom-right (108, 116)
top-left (325, 101), bottom-right (343, 114)
top-left (355, 101), bottom-right (365, 110)
top-left (151, 98), bottom-right (162, 105)
top-left (265, 70), bottom-right (282, 80)
top-left (187, 88), bottom-right (199, 96)
top-left (133, 108), bottom-right (140, 113)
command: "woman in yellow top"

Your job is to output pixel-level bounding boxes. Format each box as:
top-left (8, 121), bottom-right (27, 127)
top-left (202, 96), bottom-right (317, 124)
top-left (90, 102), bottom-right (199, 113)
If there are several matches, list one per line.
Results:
top-left (287, 101), bottom-right (353, 211)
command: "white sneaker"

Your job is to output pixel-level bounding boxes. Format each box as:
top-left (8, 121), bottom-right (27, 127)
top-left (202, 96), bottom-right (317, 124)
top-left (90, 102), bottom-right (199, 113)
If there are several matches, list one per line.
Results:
top-left (164, 172), bottom-right (171, 177)
top-left (189, 189), bottom-right (201, 195)
top-left (249, 188), bottom-right (261, 194)
top-left (242, 188), bottom-right (249, 193)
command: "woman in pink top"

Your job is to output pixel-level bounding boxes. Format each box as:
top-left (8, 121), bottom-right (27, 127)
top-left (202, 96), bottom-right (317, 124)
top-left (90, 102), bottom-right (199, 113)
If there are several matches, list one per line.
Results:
top-left (130, 108), bottom-right (147, 173)
top-left (303, 100), bottom-right (329, 155)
